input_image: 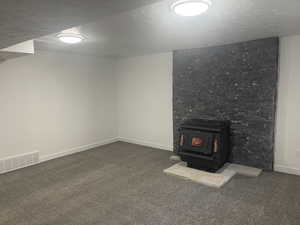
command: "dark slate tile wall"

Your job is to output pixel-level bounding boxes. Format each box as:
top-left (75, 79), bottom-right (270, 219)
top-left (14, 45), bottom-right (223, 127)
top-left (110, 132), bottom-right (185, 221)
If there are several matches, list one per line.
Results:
top-left (173, 38), bottom-right (279, 170)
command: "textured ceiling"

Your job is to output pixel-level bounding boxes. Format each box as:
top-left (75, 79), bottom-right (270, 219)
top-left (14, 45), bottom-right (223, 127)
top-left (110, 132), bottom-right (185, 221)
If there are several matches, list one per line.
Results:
top-left (0, 0), bottom-right (161, 49)
top-left (36, 0), bottom-right (300, 57)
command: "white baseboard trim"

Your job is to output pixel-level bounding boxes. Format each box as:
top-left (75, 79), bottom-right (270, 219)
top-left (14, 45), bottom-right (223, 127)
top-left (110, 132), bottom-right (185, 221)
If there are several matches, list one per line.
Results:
top-left (0, 137), bottom-right (172, 174)
top-left (274, 165), bottom-right (300, 176)
top-left (118, 137), bottom-right (173, 152)
top-left (40, 137), bottom-right (119, 163)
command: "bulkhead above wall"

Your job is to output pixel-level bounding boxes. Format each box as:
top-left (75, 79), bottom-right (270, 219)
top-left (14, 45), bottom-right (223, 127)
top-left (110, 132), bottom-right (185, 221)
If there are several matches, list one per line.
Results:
top-left (0, 40), bottom-right (35, 63)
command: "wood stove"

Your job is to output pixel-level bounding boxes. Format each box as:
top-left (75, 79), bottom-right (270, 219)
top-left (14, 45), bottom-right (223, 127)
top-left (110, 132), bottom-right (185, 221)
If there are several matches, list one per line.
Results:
top-left (178, 119), bottom-right (231, 172)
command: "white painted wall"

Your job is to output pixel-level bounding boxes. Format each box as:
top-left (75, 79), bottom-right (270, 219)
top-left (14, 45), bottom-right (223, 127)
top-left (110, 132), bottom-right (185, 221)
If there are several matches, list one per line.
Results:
top-left (0, 51), bottom-right (117, 161)
top-left (275, 35), bottom-right (300, 176)
top-left (116, 53), bottom-right (173, 151)
top-left (2, 40), bottom-right (300, 176)
top-left (114, 46), bottom-right (300, 176)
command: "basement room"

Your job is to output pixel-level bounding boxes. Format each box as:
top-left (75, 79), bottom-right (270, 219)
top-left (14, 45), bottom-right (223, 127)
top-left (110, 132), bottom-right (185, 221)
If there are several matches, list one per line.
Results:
top-left (0, 0), bottom-right (299, 224)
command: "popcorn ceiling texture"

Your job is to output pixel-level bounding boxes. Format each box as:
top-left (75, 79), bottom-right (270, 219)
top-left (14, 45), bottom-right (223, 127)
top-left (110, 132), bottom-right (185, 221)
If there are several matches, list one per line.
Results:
top-left (0, 0), bottom-right (159, 49)
top-left (173, 38), bottom-right (279, 170)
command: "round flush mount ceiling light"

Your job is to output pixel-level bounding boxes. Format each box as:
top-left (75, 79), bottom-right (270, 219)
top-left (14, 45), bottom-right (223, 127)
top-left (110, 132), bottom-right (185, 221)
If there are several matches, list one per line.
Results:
top-left (171, 0), bottom-right (212, 16)
top-left (57, 33), bottom-right (84, 44)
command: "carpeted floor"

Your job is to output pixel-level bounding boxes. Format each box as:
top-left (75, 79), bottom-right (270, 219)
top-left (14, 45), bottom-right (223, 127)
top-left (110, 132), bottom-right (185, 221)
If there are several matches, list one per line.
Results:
top-left (0, 142), bottom-right (299, 225)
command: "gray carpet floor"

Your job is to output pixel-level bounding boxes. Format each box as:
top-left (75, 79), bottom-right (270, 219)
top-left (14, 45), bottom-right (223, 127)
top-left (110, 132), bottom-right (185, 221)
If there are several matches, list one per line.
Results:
top-left (0, 142), bottom-right (299, 225)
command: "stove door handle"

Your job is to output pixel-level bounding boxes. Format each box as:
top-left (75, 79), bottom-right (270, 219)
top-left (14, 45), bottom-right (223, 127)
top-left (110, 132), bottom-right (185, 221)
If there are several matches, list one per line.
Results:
top-left (180, 134), bottom-right (184, 146)
top-left (214, 139), bottom-right (218, 153)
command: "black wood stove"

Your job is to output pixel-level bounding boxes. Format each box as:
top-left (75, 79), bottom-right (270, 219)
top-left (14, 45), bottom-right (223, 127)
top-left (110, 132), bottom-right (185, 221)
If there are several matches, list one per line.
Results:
top-left (178, 119), bottom-right (231, 172)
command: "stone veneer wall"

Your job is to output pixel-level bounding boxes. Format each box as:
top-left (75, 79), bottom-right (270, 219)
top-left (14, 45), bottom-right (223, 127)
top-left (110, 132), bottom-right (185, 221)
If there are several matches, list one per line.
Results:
top-left (173, 38), bottom-right (279, 170)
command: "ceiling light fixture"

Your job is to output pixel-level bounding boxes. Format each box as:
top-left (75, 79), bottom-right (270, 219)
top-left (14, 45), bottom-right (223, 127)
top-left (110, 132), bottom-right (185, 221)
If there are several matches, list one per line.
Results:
top-left (171, 0), bottom-right (212, 17)
top-left (57, 33), bottom-right (84, 44)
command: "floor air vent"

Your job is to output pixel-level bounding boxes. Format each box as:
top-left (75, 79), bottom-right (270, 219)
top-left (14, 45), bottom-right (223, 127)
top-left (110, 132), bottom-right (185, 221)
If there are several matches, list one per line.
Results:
top-left (0, 151), bottom-right (39, 174)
